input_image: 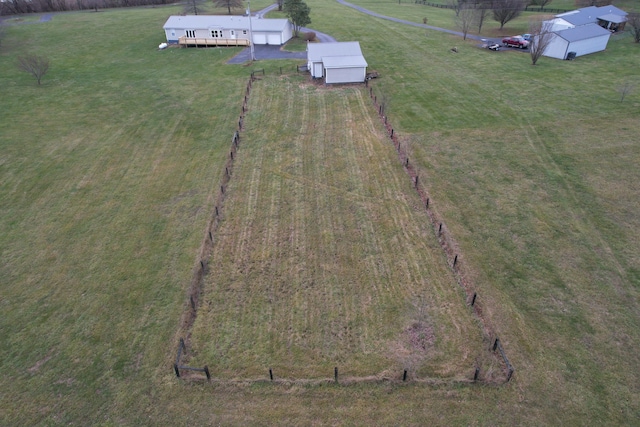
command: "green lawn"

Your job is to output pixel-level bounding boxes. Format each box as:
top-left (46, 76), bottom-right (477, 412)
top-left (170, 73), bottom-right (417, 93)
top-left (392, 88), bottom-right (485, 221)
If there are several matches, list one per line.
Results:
top-left (187, 78), bottom-right (489, 382)
top-left (1, 2), bottom-right (640, 425)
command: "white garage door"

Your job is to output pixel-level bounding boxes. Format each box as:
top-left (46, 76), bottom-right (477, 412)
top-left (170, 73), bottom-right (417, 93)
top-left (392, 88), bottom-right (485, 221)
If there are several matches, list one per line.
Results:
top-left (267, 33), bottom-right (281, 45)
top-left (253, 33), bottom-right (267, 45)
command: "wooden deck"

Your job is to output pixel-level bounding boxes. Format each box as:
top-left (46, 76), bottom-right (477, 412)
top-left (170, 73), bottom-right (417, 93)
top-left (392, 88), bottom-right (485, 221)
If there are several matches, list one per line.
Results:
top-left (178, 36), bottom-right (251, 47)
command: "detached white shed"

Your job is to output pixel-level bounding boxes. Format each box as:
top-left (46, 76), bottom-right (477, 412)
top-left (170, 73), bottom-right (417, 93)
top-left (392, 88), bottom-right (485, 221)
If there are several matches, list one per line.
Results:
top-left (544, 24), bottom-right (612, 60)
top-left (307, 42), bottom-right (368, 84)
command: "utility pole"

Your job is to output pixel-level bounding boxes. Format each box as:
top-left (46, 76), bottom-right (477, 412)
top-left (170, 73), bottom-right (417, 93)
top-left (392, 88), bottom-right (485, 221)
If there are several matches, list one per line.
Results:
top-left (247, 0), bottom-right (256, 61)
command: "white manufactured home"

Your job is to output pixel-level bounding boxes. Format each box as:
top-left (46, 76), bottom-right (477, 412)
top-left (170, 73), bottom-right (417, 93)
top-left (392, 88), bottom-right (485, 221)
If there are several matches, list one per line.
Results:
top-left (306, 42), bottom-right (368, 84)
top-left (163, 15), bottom-right (293, 47)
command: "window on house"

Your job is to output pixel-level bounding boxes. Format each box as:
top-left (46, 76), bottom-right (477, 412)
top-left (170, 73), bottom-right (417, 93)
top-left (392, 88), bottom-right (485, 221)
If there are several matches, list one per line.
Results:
top-left (243, 30), bottom-right (247, 35)
top-left (210, 30), bottom-right (223, 38)
top-left (186, 29), bottom-right (196, 38)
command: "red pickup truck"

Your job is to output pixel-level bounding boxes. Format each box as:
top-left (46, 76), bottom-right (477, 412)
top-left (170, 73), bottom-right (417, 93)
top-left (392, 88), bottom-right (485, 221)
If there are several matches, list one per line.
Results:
top-left (502, 35), bottom-right (529, 49)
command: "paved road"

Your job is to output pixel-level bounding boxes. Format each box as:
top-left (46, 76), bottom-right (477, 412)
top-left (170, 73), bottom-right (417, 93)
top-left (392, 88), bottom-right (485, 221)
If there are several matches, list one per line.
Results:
top-left (226, 0), bottom-right (516, 64)
top-left (335, 0), bottom-right (484, 41)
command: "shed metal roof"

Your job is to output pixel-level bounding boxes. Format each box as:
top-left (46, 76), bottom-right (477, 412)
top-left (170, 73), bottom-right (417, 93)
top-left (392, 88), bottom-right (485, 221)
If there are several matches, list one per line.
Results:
top-left (307, 42), bottom-right (363, 62)
top-left (322, 55), bottom-right (368, 68)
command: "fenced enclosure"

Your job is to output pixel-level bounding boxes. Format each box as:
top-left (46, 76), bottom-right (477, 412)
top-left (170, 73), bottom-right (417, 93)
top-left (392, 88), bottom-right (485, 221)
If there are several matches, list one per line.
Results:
top-left (173, 73), bottom-right (512, 385)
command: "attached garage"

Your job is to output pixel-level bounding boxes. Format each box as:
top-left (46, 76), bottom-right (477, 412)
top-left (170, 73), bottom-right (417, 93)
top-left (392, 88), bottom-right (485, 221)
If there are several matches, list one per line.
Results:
top-left (307, 42), bottom-right (368, 84)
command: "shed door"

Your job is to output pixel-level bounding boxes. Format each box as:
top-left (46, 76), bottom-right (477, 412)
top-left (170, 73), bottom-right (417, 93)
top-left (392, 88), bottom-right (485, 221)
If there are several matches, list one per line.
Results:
top-left (313, 62), bottom-right (323, 78)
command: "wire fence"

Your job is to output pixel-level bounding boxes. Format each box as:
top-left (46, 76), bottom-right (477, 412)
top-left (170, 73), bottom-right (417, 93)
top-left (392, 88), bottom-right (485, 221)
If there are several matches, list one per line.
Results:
top-left (172, 72), bottom-right (514, 385)
top-left (366, 80), bottom-right (514, 384)
top-left (414, 0), bottom-right (571, 14)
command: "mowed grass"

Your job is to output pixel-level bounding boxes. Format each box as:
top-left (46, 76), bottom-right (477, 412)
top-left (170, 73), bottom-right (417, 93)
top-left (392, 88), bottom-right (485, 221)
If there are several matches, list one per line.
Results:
top-left (0, 6), bottom-right (253, 424)
top-left (188, 77), bottom-right (489, 381)
top-left (1, 1), bottom-right (640, 425)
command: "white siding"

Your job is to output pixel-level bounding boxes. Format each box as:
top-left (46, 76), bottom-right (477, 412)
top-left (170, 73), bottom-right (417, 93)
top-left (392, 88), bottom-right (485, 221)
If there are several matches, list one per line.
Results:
top-left (544, 34), bottom-right (569, 59)
top-left (568, 35), bottom-right (610, 56)
top-left (325, 67), bottom-right (366, 84)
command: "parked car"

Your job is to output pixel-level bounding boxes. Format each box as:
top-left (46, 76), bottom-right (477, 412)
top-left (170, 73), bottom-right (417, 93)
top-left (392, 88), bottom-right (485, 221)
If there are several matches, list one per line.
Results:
top-left (502, 35), bottom-right (529, 49)
top-left (522, 33), bottom-right (532, 41)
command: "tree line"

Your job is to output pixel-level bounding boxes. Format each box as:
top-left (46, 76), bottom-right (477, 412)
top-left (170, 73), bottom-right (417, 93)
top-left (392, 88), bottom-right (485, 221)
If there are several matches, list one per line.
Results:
top-left (0, 0), bottom-right (171, 15)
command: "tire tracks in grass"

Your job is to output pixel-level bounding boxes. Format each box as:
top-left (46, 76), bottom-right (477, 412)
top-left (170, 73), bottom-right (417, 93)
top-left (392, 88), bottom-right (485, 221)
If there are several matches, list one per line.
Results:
top-left (185, 78), bottom-right (492, 381)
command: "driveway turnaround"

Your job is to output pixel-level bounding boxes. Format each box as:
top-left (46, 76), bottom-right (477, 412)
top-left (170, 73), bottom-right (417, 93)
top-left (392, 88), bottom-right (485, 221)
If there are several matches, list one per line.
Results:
top-left (227, 44), bottom-right (307, 64)
top-left (227, 4), bottom-right (336, 64)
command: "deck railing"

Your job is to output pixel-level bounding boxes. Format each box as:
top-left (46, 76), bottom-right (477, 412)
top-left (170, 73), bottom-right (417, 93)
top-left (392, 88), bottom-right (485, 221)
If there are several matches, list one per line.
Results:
top-left (178, 36), bottom-right (251, 47)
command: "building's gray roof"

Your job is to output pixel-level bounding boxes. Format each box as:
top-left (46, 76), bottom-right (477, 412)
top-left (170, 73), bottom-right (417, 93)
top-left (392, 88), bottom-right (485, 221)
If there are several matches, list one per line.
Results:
top-left (322, 55), bottom-right (368, 68)
top-left (598, 13), bottom-right (626, 24)
top-left (556, 6), bottom-right (600, 26)
top-left (555, 23), bottom-right (612, 42)
top-left (555, 5), bottom-right (627, 26)
top-left (595, 5), bottom-right (627, 18)
top-left (307, 42), bottom-right (363, 62)
top-left (163, 15), bottom-right (290, 32)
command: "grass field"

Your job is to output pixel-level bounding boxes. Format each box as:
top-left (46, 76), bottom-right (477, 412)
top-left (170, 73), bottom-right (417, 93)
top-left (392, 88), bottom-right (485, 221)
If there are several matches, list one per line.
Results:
top-left (1, 1), bottom-right (640, 425)
top-left (187, 78), bottom-right (492, 381)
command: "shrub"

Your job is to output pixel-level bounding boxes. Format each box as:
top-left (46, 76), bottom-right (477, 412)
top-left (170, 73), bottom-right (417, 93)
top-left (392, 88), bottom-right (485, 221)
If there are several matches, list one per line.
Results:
top-left (303, 31), bottom-right (316, 42)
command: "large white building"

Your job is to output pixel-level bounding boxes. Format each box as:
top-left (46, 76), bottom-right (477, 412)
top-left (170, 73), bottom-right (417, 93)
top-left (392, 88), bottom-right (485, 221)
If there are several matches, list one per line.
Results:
top-left (543, 5), bottom-right (627, 60)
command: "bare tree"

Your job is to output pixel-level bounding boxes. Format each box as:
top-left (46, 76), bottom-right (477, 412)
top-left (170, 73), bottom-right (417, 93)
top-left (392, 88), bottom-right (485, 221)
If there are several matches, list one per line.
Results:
top-left (0, 22), bottom-right (6, 48)
top-left (212, 0), bottom-right (243, 15)
top-left (277, 0), bottom-right (283, 11)
top-left (456, 6), bottom-right (475, 40)
top-left (627, 13), bottom-right (640, 44)
top-left (617, 81), bottom-right (636, 102)
top-left (528, 17), bottom-right (554, 65)
top-left (474, 4), bottom-right (491, 34)
top-left (183, 0), bottom-right (206, 15)
top-left (448, 0), bottom-right (470, 17)
top-left (17, 54), bottom-right (50, 85)
top-left (492, 0), bottom-right (526, 30)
